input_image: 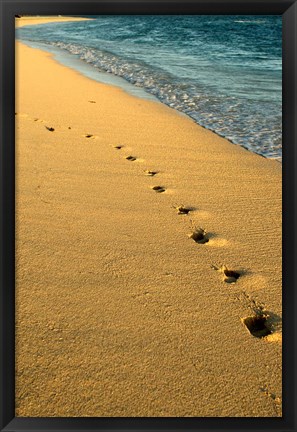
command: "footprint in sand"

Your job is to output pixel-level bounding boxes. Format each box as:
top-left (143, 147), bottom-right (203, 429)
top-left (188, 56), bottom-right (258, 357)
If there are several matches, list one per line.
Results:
top-left (114, 145), bottom-right (124, 150)
top-left (174, 205), bottom-right (192, 215)
top-left (126, 155), bottom-right (137, 161)
top-left (83, 134), bottom-right (97, 139)
top-left (144, 170), bottom-right (158, 176)
top-left (88, 100), bottom-right (96, 103)
top-left (45, 126), bottom-right (55, 132)
top-left (211, 264), bottom-right (240, 283)
top-left (242, 313), bottom-right (272, 338)
top-left (239, 292), bottom-right (281, 341)
top-left (152, 185), bottom-right (166, 193)
top-left (189, 227), bottom-right (209, 244)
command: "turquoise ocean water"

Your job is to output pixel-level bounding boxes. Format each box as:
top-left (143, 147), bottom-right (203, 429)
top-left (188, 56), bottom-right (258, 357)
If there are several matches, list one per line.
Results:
top-left (16, 15), bottom-right (282, 161)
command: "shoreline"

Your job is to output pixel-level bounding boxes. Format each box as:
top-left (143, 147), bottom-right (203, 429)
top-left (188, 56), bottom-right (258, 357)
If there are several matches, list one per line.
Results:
top-left (15, 17), bottom-right (282, 417)
top-left (16, 16), bottom-right (282, 163)
top-left (15, 16), bottom-right (93, 28)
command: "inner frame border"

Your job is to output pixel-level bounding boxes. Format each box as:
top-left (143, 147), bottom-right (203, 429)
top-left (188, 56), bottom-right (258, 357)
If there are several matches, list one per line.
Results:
top-left (0, 1), bottom-right (296, 431)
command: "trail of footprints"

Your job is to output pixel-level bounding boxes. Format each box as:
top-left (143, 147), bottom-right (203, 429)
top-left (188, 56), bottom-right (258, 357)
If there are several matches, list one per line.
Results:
top-left (112, 132), bottom-right (281, 408)
top-left (16, 109), bottom-right (280, 343)
top-left (110, 122), bottom-right (280, 344)
top-left (16, 108), bottom-right (281, 409)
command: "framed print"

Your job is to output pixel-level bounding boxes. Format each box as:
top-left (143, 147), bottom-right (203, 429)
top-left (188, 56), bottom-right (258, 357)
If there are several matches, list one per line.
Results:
top-left (0, 0), bottom-right (296, 431)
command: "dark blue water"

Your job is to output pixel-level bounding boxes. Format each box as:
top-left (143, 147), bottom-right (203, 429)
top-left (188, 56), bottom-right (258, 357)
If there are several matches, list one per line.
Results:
top-left (17, 15), bottom-right (282, 161)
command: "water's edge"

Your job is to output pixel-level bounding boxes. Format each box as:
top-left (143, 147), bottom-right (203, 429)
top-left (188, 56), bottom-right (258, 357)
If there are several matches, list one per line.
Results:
top-left (17, 36), bottom-right (281, 164)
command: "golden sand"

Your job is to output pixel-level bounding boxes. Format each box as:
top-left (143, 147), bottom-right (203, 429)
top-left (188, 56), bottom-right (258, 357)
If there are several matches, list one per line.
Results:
top-left (15, 16), bottom-right (92, 28)
top-left (15, 17), bottom-right (282, 417)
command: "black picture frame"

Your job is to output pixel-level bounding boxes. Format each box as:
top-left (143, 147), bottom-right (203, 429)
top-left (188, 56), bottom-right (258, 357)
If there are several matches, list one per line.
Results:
top-left (0, 1), bottom-right (296, 431)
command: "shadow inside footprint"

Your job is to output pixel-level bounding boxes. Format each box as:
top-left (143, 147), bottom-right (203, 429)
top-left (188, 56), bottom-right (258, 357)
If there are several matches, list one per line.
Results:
top-left (88, 100), bottom-right (96, 103)
top-left (126, 156), bottom-right (137, 161)
top-left (189, 227), bottom-right (208, 243)
top-left (145, 170), bottom-right (158, 176)
top-left (152, 186), bottom-right (166, 193)
top-left (223, 268), bottom-right (240, 283)
top-left (211, 264), bottom-right (240, 283)
top-left (45, 126), bottom-right (55, 132)
top-left (243, 314), bottom-right (272, 338)
top-left (175, 205), bottom-right (191, 215)
top-left (114, 145), bottom-right (123, 150)
top-left (85, 134), bottom-right (93, 138)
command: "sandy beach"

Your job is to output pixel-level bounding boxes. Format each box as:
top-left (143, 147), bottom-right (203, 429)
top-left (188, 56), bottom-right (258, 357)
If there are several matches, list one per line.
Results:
top-left (15, 17), bottom-right (282, 417)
